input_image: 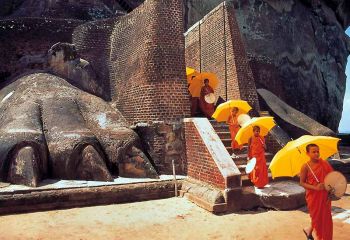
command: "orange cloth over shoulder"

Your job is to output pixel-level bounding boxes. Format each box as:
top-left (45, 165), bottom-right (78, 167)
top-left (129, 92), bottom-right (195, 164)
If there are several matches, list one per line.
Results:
top-left (227, 113), bottom-right (241, 150)
top-left (199, 85), bottom-right (215, 118)
top-left (248, 136), bottom-right (268, 188)
top-left (305, 159), bottom-right (333, 240)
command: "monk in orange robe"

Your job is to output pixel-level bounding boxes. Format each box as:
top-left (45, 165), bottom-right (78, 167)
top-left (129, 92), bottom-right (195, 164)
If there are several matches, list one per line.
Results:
top-left (199, 78), bottom-right (215, 118)
top-left (226, 107), bottom-right (241, 152)
top-left (247, 125), bottom-right (268, 188)
top-left (300, 144), bottom-right (333, 240)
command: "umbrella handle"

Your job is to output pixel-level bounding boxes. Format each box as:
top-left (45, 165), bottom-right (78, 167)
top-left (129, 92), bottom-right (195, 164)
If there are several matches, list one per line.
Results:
top-left (306, 162), bottom-right (320, 183)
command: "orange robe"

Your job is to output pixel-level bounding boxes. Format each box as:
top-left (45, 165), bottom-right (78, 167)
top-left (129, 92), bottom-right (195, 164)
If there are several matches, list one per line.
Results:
top-left (248, 136), bottom-right (268, 188)
top-left (227, 113), bottom-right (240, 150)
top-left (199, 85), bottom-right (215, 118)
top-left (305, 159), bottom-right (333, 240)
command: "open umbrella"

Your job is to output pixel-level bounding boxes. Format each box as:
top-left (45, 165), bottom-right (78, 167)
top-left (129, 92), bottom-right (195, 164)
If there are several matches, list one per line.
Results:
top-left (234, 117), bottom-right (276, 145)
top-left (212, 100), bottom-right (252, 122)
top-left (188, 72), bottom-right (219, 97)
top-left (269, 135), bottom-right (340, 178)
top-left (186, 67), bottom-right (199, 85)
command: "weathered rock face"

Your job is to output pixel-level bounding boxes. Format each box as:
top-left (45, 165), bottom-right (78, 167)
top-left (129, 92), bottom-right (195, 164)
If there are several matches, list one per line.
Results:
top-left (0, 0), bottom-right (142, 20)
top-left (184, 0), bottom-right (350, 132)
top-left (0, 18), bottom-right (83, 89)
top-left (133, 122), bottom-right (187, 175)
top-left (48, 42), bottom-right (104, 98)
top-left (0, 73), bottom-right (159, 186)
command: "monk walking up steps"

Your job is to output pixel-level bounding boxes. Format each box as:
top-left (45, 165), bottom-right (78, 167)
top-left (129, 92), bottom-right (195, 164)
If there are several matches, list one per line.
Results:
top-left (247, 126), bottom-right (269, 188)
top-left (199, 78), bottom-right (215, 118)
top-left (226, 107), bottom-right (241, 154)
top-left (300, 144), bottom-right (333, 240)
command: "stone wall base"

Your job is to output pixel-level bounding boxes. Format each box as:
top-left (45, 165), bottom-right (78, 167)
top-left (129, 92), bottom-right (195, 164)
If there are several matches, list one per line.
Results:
top-left (0, 180), bottom-right (182, 215)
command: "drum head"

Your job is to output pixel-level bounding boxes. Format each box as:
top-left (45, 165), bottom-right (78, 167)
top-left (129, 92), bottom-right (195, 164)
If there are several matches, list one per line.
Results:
top-left (237, 114), bottom-right (251, 126)
top-left (324, 171), bottom-right (347, 199)
top-left (245, 157), bottom-right (256, 174)
top-left (204, 93), bottom-right (215, 104)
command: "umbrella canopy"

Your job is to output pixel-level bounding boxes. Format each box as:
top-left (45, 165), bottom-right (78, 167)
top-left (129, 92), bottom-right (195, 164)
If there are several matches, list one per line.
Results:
top-left (269, 135), bottom-right (340, 178)
top-left (188, 72), bottom-right (219, 97)
top-left (212, 100), bottom-right (252, 122)
top-left (186, 67), bottom-right (199, 85)
top-left (234, 117), bottom-right (276, 145)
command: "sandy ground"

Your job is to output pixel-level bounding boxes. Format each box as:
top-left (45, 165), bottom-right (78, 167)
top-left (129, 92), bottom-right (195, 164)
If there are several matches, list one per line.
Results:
top-left (0, 186), bottom-right (350, 240)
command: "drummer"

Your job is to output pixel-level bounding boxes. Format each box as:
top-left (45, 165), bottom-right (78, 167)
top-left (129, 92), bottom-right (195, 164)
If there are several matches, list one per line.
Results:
top-left (300, 144), bottom-right (333, 240)
top-left (199, 78), bottom-right (215, 118)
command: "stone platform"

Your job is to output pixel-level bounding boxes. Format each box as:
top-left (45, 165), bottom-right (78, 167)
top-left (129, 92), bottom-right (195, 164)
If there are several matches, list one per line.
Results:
top-left (239, 181), bottom-right (306, 210)
top-left (180, 178), bottom-right (306, 213)
top-left (0, 175), bottom-right (185, 215)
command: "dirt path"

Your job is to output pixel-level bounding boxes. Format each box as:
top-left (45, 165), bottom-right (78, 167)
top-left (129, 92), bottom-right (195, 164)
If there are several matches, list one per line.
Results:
top-left (1, 187), bottom-right (350, 240)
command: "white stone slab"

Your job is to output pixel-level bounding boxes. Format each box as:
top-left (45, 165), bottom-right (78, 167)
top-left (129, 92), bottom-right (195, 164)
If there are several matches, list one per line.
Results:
top-left (0, 175), bottom-right (186, 194)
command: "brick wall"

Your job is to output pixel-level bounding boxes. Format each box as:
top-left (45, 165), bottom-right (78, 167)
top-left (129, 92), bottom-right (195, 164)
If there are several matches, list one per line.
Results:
top-left (73, 0), bottom-right (191, 174)
top-left (0, 18), bottom-right (83, 88)
top-left (109, 0), bottom-right (191, 124)
top-left (73, 18), bottom-right (115, 101)
top-left (185, 121), bottom-right (225, 188)
top-left (184, 2), bottom-right (260, 114)
top-left (184, 118), bottom-right (240, 190)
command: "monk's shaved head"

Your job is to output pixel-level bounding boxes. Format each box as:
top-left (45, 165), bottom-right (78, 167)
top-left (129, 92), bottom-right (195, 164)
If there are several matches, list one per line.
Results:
top-left (306, 143), bottom-right (319, 153)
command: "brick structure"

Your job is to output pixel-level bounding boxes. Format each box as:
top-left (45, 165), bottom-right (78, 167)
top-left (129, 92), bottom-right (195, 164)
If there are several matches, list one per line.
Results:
top-left (73, 0), bottom-right (191, 124)
top-left (184, 2), bottom-right (260, 113)
top-left (109, 0), bottom-right (190, 124)
top-left (184, 118), bottom-right (240, 189)
top-left (73, 18), bottom-right (115, 100)
top-left (0, 18), bottom-right (83, 88)
top-left (73, 0), bottom-right (191, 174)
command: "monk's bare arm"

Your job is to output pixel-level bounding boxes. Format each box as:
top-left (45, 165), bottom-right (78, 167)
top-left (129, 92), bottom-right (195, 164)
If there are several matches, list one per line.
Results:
top-left (300, 164), bottom-right (324, 191)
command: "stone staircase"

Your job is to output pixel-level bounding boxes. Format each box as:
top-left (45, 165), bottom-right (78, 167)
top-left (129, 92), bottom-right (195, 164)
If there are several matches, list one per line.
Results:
top-left (209, 120), bottom-right (274, 187)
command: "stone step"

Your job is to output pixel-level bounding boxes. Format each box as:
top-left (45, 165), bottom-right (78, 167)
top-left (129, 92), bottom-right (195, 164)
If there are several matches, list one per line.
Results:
top-left (237, 162), bottom-right (271, 172)
top-left (230, 152), bottom-right (273, 165)
top-left (221, 138), bottom-right (232, 147)
top-left (239, 181), bottom-right (305, 210)
top-left (259, 111), bottom-right (271, 117)
top-left (212, 126), bottom-right (230, 132)
top-left (216, 131), bottom-right (231, 139)
top-left (241, 172), bottom-right (273, 187)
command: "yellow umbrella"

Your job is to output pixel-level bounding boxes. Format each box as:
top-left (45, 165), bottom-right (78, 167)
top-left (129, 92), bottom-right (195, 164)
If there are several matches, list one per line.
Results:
top-left (186, 67), bottom-right (199, 85)
top-left (234, 117), bottom-right (276, 145)
top-left (212, 100), bottom-right (252, 122)
top-left (269, 135), bottom-right (340, 178)
top-left (188, 72), bottom-right (219, 97)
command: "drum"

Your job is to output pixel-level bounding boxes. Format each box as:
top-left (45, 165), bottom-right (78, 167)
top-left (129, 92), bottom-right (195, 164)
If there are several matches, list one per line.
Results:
top-left (204, 93), bottom-right (215, 104)
top-left (237, 114), bottom-right (251, 126)
top-left (245, 157), bottom-right (256, 174)
top-left (324, 171), bottom-right (347, 201)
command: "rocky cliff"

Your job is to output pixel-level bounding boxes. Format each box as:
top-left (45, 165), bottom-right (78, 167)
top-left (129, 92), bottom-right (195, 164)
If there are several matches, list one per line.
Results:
top-left (184, 0), bottom-right (350, 132)
top-left (0, 0), bottom-right (349, 132)
top-left (0, 0), bottom-right (143, 88)
top-left (0, 0), bottom-right (143, 20)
